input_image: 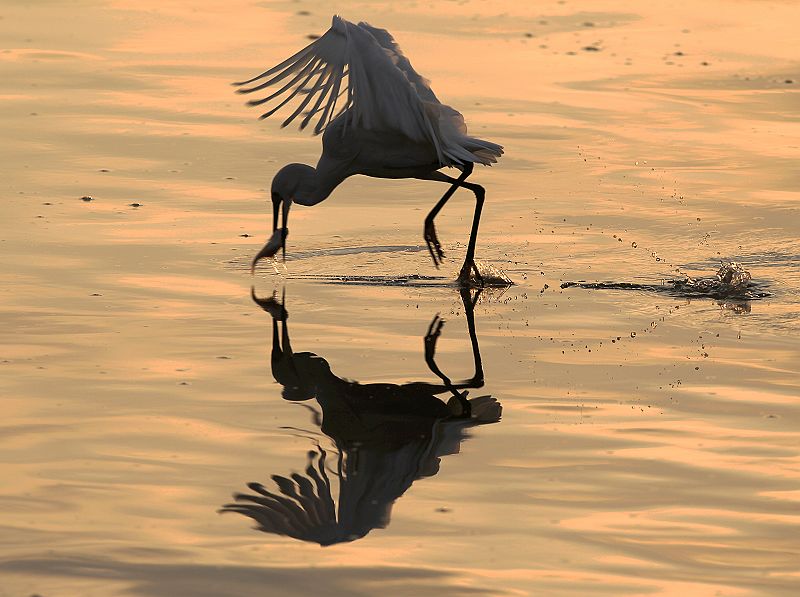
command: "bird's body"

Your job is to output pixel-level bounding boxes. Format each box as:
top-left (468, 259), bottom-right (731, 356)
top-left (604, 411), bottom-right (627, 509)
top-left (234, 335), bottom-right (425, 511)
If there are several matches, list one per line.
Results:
top-left (322, 115), bottom-right (440, 178)
top-left (291, 114), bottom-right (440, 208)
top-left (238, 16), bottom-right (503, 284)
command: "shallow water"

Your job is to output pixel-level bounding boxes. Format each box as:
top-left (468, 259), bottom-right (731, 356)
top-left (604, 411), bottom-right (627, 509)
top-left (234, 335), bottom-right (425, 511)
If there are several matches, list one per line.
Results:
top-left (2, 1), bottom-right (799, 595)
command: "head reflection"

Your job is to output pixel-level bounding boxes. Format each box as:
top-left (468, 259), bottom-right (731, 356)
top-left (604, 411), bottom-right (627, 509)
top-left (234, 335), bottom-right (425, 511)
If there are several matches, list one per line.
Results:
top-left (221, 287), bottom-right (501, 546)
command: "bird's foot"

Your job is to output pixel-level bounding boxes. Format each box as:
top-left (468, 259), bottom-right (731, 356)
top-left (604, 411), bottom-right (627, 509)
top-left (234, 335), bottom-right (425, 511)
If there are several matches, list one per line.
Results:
top-left (424, 221), bottom-right (445, 268)
top-left (424, 314), bottom-right (445, 361)
top-left (457, 260), bottom-right (484, 288)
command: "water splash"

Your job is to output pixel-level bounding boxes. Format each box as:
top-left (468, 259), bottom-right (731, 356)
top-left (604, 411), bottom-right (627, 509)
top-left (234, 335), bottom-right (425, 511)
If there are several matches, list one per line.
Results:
top-left (672, 261), bottom-right (756, 297)
top-left (561, 261), bottom-right (769, 300)
top-left (462, 262), bottom-right (515, 287)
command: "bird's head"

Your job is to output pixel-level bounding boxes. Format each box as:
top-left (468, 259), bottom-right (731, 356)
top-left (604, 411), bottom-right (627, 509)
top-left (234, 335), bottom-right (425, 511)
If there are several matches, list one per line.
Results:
top-left (251, 163), bottom-right (317, 274)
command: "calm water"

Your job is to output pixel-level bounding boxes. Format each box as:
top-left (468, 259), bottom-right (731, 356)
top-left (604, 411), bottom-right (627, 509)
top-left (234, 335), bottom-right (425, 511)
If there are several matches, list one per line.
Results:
top-left (1, 1), bottom-right (799, 595)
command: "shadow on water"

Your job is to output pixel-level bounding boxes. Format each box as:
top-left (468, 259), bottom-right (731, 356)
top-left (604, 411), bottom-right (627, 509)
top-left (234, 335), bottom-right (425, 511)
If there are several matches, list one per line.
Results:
top-left (220, 287), bottom-right (501, 546)
top-left (561, 261), bottom-right (770, 312)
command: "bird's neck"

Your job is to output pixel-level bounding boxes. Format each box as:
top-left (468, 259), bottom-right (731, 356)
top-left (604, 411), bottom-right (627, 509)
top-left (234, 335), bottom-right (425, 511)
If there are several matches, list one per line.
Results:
top-left (292, 162), bottom-right (346, 207)
top-left (292, 167), bottom-right (326, 206)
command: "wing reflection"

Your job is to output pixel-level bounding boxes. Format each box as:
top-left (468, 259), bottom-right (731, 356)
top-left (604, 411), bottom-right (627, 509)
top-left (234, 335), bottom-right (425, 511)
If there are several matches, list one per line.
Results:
top-left (221, 287), bottom-right (501, 546)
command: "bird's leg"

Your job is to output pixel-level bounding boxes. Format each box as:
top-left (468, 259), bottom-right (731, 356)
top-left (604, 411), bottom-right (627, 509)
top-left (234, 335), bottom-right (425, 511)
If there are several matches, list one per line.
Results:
top-left (422, 314), bottom-right (471, 418)
top-left (280, 195), bottom-right (291, 262)
top-left (423, 314), bottom-right (447, 378)
top-left (456, 180), bottom-right (486, 288)
top-left (470, 261), bottom-right (484, 287)
top-left (418, 166), bottom-right (485, 285)
top-left (421, 164), bottom-right (473, 268)
top-left (406, 288), bottom-right (488, 418)
top-left (460, 286), bottom-right (484, 388)
top-left (424, 219), bottom-right (445, 268)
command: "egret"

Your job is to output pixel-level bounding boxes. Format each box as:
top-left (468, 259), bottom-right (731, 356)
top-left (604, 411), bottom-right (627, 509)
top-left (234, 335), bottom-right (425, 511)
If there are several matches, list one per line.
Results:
top-left (237, 16), bottom-right (503, 285)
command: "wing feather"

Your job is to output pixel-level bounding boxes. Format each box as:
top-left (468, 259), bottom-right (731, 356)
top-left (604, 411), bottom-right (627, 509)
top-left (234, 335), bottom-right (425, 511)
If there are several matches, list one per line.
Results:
top-left (236, 53), bottom-right (317, 94)
top-left (235, 15), bottom-right (503, 166)
top-left (233, 44), bottom-right (316, 87)
top-left (299, 66), bottom-right (337, 129)
top-left (245, 58), bottom-right (322, 107)
top-left (280, 65), bottom-right (332, 127)
top-left (235, 16), bottom-right (444, 156)
top-left (315, 64), bottom-right (346, 134)
top-left (235, 18), bottom-right (350, 134)
top-left (255, 61), bottom-right (324, 121)
top-left (355, 21), bottom-right (439, 104)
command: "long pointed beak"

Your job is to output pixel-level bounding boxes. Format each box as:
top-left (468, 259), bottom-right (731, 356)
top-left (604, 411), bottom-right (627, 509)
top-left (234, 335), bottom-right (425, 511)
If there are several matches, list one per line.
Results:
top-left (250, 231), bottom-right (285, 274)
top-left (280, 195), bottom-right (291, 263)
top-left (251, 194), bottom-right (291, 275)
top-left (271, 191), bottom-right (280, 232)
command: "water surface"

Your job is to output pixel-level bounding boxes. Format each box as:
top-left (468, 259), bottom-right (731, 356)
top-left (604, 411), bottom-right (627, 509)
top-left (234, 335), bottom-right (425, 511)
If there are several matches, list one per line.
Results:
top-left (1, 0), bottom-right (799, 595)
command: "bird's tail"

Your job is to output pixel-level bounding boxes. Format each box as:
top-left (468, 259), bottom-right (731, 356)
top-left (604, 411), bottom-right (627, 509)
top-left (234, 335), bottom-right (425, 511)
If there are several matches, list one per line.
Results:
top-left (425, 102), bottom-right (504, 166)
top-left (462, 136), bottom-right (504, 165)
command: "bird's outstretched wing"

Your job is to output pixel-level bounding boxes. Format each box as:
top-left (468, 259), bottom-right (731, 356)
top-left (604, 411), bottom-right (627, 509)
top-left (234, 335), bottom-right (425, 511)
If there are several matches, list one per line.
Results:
top-left (355, 21), bottom-right (439, 105)
top-left (219, 447), bottom-right (343, 545)
top-left (234, 16), bottom-right (446, 157)
top-left (359, 25), bottom-right (504, 166)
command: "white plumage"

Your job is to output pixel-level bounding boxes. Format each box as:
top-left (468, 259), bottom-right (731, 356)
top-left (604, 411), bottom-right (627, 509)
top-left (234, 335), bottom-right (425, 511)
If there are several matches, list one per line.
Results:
top-left (239, 16), bottom-right (503, 285)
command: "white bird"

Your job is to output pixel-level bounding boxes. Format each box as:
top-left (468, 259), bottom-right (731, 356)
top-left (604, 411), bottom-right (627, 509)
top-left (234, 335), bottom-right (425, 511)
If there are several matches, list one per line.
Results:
top-left (238, 16), bottom-right (503, 285)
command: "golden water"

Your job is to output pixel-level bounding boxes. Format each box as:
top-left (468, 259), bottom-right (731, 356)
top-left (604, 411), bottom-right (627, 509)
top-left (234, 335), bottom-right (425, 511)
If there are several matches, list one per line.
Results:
top-left (1, 1), bottom-right (799, 595)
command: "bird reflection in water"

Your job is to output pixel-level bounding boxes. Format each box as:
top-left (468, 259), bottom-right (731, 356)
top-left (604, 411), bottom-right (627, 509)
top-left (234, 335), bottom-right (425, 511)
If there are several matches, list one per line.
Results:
top-left (221, 287), bottom-right (501, 546)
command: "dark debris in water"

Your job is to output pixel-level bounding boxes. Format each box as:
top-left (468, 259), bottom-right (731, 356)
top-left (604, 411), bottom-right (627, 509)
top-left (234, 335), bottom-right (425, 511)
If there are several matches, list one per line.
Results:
top-left (302, 274), bottom-right (447, 288)
top-left (290, 269), bottom-right (515, 290)
top-left (561, 262), bottom-right (769, 301)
